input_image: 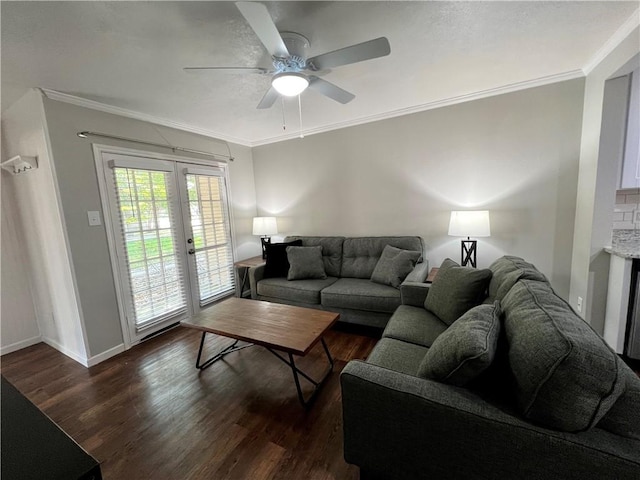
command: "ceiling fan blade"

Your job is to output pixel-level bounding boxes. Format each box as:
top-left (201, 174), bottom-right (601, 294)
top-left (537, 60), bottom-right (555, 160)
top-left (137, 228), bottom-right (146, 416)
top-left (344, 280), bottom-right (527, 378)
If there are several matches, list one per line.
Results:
top-left (307, 37), bottom-right (391, 71)
top-left (308, 76), bottom-right (355, 104)
top-left (183, 67), bottom-right (270, 75)
top-left (236, 2), bottom-right (289, 58)
top-left (257, 86), bottom-right (279, 109)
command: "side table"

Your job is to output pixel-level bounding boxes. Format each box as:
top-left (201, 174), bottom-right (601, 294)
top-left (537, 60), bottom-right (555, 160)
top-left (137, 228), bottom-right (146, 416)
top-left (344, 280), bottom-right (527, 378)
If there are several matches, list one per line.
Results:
top-left (234, 255), bottom-right (265, 298)
top-left (426, 267), bottom-right (439, 284)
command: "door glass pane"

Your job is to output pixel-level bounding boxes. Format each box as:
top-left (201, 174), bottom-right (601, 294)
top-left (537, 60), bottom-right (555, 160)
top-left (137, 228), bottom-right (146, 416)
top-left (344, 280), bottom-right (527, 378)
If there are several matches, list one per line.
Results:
top-left (113, 167), bottom-right (187, 329)
top-left (185, 173), bottom-right (235, 305)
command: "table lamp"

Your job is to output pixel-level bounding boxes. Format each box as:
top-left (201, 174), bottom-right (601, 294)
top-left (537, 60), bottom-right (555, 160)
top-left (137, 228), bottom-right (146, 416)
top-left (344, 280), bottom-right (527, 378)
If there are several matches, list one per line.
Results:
top-left (253, 216), bottom-right (278, 259)
top-left (448, 210), bottom-right (491, 268)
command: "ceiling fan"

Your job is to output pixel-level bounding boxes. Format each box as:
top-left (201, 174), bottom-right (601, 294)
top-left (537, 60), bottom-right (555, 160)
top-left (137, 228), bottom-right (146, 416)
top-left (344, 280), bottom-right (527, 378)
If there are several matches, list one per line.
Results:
top-left (184, 2), bottom-right (391, 109)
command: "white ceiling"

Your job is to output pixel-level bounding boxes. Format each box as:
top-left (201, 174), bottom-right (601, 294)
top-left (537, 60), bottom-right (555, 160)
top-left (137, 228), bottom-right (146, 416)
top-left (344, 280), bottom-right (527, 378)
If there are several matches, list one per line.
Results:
top-left (2, 1), bottom-right (638, 146)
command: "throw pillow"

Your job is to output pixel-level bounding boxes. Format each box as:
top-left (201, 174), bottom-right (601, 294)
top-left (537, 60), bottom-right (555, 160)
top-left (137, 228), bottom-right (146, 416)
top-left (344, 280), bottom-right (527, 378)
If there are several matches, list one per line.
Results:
top-left (424, 258), bottom-right (492, 326)
top-left (418, 302), bottom-right (501, 386)
top-left (370, 245), bottom-right (422, 288)
top-left (286, 246), bottom-right (327, 280)
top-left (263, 240), bottom-right (303, 278)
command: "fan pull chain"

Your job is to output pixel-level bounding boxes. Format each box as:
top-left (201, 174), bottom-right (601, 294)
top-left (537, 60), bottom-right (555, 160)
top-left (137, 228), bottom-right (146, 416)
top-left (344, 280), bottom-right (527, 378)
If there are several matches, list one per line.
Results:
top-left (298, 95), bottom-right (304, 139)
top-left (281, 96), bottom-right (286, 131)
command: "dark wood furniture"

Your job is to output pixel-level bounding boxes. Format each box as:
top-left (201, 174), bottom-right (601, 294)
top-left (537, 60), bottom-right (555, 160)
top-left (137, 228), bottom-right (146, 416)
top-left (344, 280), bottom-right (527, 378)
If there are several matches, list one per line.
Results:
top-left (181, 298), bottom-right (339, 407)
top-left (426, 267), bottom-right (439, 283)
top-left (1, 376), bottom-right (102, 480)
top-left (234, 255), bottom-right (265, 298)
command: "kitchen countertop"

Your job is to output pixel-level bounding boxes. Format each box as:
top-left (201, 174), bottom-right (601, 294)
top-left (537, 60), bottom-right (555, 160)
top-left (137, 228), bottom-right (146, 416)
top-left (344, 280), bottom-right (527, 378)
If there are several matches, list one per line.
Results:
top-left (605, 230), bottom-right (640, 259)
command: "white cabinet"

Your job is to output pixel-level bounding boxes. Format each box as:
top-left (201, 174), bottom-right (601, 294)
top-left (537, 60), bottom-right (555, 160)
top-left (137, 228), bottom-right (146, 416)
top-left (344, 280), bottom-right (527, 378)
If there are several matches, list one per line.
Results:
top-left (620, 67), bottom-right (640, 189)
top-left (604, 253), bottom-right (633, 353)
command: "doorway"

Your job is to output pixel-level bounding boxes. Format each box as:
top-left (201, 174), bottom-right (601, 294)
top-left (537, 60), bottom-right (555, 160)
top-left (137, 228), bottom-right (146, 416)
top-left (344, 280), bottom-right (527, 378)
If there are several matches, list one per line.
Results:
top-left (95, 146), bottom-right (235, 346)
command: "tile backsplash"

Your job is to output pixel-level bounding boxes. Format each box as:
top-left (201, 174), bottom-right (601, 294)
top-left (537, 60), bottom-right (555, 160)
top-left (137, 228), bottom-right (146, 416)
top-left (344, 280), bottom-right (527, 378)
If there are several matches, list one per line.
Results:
top-left (613, 188), bottom-right (640, 230)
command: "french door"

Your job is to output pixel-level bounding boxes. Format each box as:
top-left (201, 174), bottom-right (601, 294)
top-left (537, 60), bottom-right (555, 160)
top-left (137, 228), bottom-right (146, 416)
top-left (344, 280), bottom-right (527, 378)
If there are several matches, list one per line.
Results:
top-left (97, 148), bottom-right (235, 345)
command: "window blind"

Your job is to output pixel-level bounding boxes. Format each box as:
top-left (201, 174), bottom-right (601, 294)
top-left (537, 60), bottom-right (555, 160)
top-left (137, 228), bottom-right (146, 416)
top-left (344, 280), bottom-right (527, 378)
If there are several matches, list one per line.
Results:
top-left (111, 166), bottom-right (188, 330)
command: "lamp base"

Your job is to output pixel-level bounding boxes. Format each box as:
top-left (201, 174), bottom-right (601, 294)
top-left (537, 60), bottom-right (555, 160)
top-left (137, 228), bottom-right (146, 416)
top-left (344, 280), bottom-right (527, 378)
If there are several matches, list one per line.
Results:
top-left (260, 237), bottom-right (271, 259)
top-left (461, 239), bottom-right (477, 268)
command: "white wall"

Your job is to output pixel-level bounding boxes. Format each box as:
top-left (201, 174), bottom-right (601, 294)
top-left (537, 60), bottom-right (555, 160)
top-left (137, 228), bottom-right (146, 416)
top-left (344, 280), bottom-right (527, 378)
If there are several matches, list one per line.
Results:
top-left (588, 75), bottom-right (632, 333)
top-left (41, 97), bottom-right (258, 360)
top-left (1, 90), bottom-right (88, 361)
top-left (253, 79), bottom-right (584, 299)
top-left (1, 162), bottom-right (40, 354)
top-left (570, 26), bottom-right (640, 329)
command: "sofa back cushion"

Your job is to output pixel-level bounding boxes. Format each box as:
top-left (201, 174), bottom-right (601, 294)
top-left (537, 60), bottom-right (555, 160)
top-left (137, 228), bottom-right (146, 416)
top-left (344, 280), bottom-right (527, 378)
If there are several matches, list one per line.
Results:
top-left (284, 236), bottom-right (344, 277)
top-left (597, 363), bottom-right (640, 440)
top-left (424, 258), bottom-right (492, 326)
top-left (488, 256), bottom-right (548, 302)
top-left (341, 237), bottom-right (423, 279)
top-left (501, 280), bottom-right (625, 432)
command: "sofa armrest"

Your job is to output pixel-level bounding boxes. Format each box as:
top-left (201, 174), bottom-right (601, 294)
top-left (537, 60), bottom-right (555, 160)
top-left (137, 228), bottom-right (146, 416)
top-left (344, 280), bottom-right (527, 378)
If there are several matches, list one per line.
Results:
top-left (404, 260), bottom-right (430, 283)
top-left (399, 261), bottom-right (430, 306)
top-left (341, 361), bottom-right (640, 480)
top-left (399, 282), bottom-right (430, 307)
top-left (248, 264), bottom-right (265, 300)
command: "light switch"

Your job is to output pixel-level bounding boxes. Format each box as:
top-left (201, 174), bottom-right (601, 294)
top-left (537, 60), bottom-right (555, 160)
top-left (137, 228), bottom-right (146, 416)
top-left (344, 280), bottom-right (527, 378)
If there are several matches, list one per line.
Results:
top-left (87, 210), bottom-right (102, 226)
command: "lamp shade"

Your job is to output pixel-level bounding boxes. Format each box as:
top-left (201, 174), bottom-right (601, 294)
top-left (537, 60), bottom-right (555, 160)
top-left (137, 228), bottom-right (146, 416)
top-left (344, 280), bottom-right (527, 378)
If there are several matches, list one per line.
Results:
top-left (272, 72), bottom-right (309, 97)
top-left (448, 211), bottom-right (491, 237)
top-left (253, 217), bottom-right (278, 236)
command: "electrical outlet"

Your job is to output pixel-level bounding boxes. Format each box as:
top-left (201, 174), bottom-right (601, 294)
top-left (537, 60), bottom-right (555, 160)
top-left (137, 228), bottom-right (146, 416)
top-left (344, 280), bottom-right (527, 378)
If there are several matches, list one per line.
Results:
top-left (577, 296), bottom-right (583, 313)
top-left (87, 210), bottom-right (102, 226)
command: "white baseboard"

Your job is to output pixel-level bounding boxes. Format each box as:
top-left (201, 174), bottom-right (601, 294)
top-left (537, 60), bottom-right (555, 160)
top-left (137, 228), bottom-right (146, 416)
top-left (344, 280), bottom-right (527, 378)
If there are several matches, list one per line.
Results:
top-left (0, 335), bottom-right (42, 356)
top-left (86, 343), bottom-right (125, 367)
top-left (41, 336), bottom-right (89, 367)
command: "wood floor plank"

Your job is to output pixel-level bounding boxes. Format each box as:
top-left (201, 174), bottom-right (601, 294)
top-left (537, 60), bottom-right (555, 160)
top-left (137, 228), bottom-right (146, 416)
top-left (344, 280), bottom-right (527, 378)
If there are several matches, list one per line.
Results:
top-left (1, 326), bottom-right (377, 479)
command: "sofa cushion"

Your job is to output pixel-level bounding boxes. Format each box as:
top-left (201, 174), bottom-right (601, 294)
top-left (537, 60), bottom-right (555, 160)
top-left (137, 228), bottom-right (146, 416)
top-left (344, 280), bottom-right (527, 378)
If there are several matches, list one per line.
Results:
top-left (418, 302), bottom-right (501, 386)
top-left (257, 276), bottom-right (338, 304)
top-left (424, 258), bottom-right (492, 326)
top-left (321, 278), bottom-right (401, 313)
top-left (286, 246), bottom-right (327, 280)
top-left (382, 305), bottom-right (448, 348)
top-left (263, 240), bottom-right (302, 278)
top-left (341, 237), bottom-right (423, 279)
top-left (598, 363), bottom-right (640, 440)
top-left (371, 245), bottom-right (422, 288)
top-left (284, 236), bottom-right (344, 277)
top-left (502, 280), bottom-right (625, 432)
top-left (488, 255), bottom-right (548, 302)
top-left (366, 338), bottom-right (428, 376)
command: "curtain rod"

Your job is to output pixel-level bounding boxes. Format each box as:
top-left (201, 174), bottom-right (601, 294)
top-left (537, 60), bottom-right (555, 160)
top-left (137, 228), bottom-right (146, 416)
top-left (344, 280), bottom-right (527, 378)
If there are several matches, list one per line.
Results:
top-left (76, 131), bottom-right (234, 161)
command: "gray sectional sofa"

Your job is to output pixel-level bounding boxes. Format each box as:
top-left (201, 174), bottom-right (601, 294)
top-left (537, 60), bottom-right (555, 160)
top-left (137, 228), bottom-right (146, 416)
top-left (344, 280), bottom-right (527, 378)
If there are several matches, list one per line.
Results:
top-left (341, 256), bottom-right (640, 480)
top-left (249, 236), bottom-right (429, 328)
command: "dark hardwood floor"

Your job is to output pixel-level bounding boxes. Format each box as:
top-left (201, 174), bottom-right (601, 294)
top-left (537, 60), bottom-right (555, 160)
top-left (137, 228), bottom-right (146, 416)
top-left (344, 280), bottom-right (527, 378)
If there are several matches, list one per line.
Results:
top-left (1, 325), bottom-right (377, 479)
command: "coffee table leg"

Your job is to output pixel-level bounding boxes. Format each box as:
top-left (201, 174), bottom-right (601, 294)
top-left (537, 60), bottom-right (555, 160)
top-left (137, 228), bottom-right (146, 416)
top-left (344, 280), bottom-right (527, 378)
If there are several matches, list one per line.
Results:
top-left (266, 338), bottom-right (334, 408)
top-left (195, 332), bottom-right (254, 370)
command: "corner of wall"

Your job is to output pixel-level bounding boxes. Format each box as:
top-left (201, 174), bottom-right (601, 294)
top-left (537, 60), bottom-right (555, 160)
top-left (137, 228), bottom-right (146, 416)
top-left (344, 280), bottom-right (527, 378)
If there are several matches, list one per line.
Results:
top-left (570, 24), bottom-right (640, 326)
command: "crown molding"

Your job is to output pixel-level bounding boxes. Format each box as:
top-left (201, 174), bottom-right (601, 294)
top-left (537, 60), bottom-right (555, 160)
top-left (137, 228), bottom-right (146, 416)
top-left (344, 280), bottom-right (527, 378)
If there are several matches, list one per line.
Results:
top-left (250, 69), bottom-right (585, 146)
top-left (40, 88), bottom-right (253, 147)
top-left (583, 8), bottom-right (640, 75)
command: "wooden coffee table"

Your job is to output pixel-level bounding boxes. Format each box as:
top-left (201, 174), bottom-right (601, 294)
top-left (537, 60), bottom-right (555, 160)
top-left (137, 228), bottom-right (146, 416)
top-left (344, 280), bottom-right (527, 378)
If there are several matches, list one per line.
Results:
top-left (180, 298), bottom-right (339, 407)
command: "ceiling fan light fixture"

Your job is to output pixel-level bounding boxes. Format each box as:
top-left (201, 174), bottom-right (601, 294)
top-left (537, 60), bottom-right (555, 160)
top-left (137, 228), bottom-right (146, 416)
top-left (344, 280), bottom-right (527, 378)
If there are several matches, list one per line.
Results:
top-left (272, 72), bottom-right (309, 96)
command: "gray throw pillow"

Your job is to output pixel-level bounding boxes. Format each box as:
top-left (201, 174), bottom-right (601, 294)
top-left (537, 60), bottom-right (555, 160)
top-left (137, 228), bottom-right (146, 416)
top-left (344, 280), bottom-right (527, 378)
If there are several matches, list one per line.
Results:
top-left (424, 258), bottom-right (492, 326)
top-left (286, 246), bottom-right (327, 280)
top-left (418, 302), bottom-right (501, 386)
top-left (370, 245), bottom-right (422, 289)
